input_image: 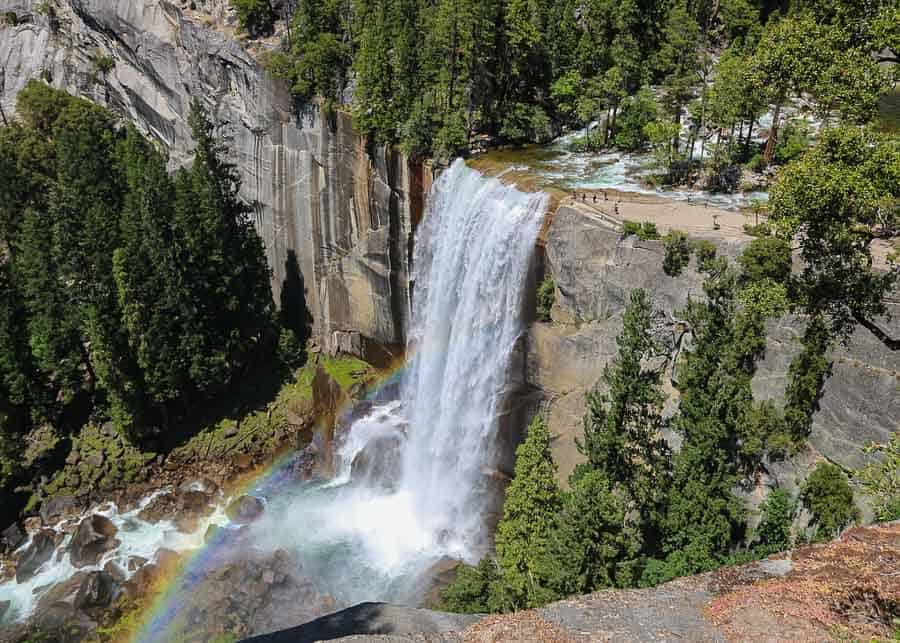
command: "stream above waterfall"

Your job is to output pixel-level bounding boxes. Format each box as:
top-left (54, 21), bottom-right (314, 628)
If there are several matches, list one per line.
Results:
top-left (0, 160), bottom-right (547, 641)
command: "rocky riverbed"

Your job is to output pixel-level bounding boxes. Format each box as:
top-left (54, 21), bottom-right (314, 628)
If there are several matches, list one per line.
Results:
top-left (0, 355), bottom-right (378, 642)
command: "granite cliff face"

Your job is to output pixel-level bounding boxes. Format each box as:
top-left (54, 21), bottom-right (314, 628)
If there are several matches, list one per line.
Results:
top-left (0, 0), bottom-right (426, 363)
top-left (528, 204), bottom-right (900, 489)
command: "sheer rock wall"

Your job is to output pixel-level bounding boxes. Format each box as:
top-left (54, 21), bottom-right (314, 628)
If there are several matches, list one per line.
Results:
top-left (0, 0), bottom-right (425, 364)
top-left (528, 204), bottom-right (900, 486)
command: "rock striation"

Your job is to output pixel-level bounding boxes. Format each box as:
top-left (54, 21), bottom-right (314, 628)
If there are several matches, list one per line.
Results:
top-left (0, 0), bottom-right (426, 362)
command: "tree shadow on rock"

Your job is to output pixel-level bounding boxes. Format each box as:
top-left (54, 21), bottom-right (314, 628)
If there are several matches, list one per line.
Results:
top-left (280, 250), bottom-right (314, 348)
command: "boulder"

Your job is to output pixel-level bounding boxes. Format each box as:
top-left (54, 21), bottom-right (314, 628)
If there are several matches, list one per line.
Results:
top-left (122, 564), bottom-right (161, 601)
top-left (36, 573), bottom-right (86, 611)
top-left (225, 496), bottom-right (264, 524)
top-left (178, 478), bottom-right (219, 496)
top-left (127, 556), bottom-right (148, 572)
top-left (15, 530), bottom-right (57, 583)
top-left (0, 600), bottom-right (10, 620)
top-left (69, 515), bottom-right (119, 568)
top-left (84, 452), bottom-right (104, 469)
top-left (74, 571), bottom-right (114, 609)
top-left (40, 495), bottom-right (80, 525)
top-left (0, 523), bottom-right (25, 554)
top-left (350, 433), bottom-right (405, 492)
top-left (103, 560), bottom-right (127, 583)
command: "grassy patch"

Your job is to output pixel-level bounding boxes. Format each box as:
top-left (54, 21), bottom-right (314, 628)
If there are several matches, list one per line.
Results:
top-left (170, 354), bottom-right (373, 462)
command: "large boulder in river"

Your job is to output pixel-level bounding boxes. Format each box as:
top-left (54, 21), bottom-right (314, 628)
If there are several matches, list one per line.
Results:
top-left (15, 530), bottom-right (57, 583)
top-left (350, 433), bottom-right (405, 492)
top-left (74, 571), bottom-right (114, 610)
top-left (226, 496), bottom-right (265, 524)
top-left (0, 522), bottom-right (25, 554)
top-left (40, 495), bottom-right (81, 525)
top-left (69, 515), bottom-right (119, 568)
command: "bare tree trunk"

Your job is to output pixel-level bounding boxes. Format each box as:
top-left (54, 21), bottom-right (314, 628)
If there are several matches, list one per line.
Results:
top-left (764, 98), bottom-right (783, 165)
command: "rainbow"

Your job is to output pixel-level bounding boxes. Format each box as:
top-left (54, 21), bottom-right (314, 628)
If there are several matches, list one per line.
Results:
top-left (130, 360), bottom-right (410, 643)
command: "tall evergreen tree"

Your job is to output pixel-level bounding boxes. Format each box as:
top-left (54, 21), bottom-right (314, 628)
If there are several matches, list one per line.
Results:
top-left (577, 288), bottom-right (669, 550)
top-left (493, 414), bottom-right (565, 610)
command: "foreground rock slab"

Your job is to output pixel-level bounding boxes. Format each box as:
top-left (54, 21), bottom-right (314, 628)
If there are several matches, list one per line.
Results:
top-left (242, 603), bottom-right (480, 643)
top-left (241, 522), bottom-right (900, 643)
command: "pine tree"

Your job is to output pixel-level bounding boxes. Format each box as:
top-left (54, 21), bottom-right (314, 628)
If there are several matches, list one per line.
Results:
top-left (172, 101), bottom-right (275, 395)
top-left (660, 261), bottom-right (745, 574)
top-left (493, 414), bottom-right (565, 610)
top-left (113, 127), bottom-right (185, 414)
top-left (577, 288), bottom-right (669, 550)
top-left (553, 469), bottom-right (641, 593)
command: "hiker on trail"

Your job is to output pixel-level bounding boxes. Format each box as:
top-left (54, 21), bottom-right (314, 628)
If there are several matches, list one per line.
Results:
top-left (593, 194), bottom-right (597, 203)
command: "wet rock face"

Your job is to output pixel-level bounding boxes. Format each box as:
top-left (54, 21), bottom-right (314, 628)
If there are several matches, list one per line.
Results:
top-left (39, 495), bottom-right (81, 525)
top-left (0, 523), bottom-right (25, 554)
top-left (350, 433), bottom-right (405, 492)
top-left (73, 571), bottom-right (114, 610)
top-left (137, 489), bottom-right (215, 532)
top-left (69, 515), bottom-right (119, 568)
top-left (226, 496), bottom-right (265, 524)
top-left (15, 530), bottom-right (57, 583)
top-left (0, 0), bottom-right (423, 362)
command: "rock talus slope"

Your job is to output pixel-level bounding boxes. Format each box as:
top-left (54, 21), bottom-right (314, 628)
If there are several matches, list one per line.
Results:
top-left (0, 0), bottom-right (426, 363)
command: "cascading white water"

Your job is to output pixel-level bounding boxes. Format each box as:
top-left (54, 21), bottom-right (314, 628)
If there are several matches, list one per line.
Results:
top-left (397, 159), bottom-right (548, 553)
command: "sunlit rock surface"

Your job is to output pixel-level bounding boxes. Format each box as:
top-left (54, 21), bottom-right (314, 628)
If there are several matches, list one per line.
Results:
top-left (529, 204), bottom-right (900, 483)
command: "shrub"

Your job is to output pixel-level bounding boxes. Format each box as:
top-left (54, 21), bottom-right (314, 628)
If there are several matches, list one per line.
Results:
top-left (536, 272), bottom-right (555, 322)
top-left (742, 222), bottom-right (772, 237)
top-left (663, 230), bottom-right (692, 276)
top-left (277, 328), bottom-right (305, 369)
top-left (774, 120), bottom-right (810, 166)
top-left (738, 236), bottom-right (792, 285)
top-left (623, 220), bottom-right (642, 237)
top-left (440, 559), bottom-right (501, 614)
top-left (640, 222), bottom-right (659, 240)
top-left (614, 88), bottom-right (659, 151)
top-left (2, 11), bottom-right (18, 25)
top-left (624, 221), bottom-right (660, 241)
top-left (755, 488), bottom-right (796, 554)
top-left (94, 53), bottom-right (115, 76)
top-left (691, 239), bottom-right (718, 272)
top-left (747, 151), bottom-right (767, 173)
top-left (801, 462), bottom-right (858, 542)
top-left (857, 432), bottom-right (900, 522)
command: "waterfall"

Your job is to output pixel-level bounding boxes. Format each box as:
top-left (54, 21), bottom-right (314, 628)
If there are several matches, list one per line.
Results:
top-left (396, 159), bottom-right (548, 554)
top-left (269, 158), bottom-right (547, 602)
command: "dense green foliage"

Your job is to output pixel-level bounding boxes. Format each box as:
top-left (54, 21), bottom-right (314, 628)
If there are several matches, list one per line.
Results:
top-left (663, 230), bottom-right (692, 277)
top-left (536, 272), bottom-right (555, 322)
top-left (0, 82), bottom-right (280, 491)
top-left (492, 414), bottom-right (565, 610)
top-left (577, 289), bottom-right (669, 559)
top-left (801, 462), bottom-right (858, 541)
top-left (257, 0), bottom-right (893, 172)
top-left (754, 488), bottom-right (796, 555)
top-left (231, 0), bottom-right (276, 37)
